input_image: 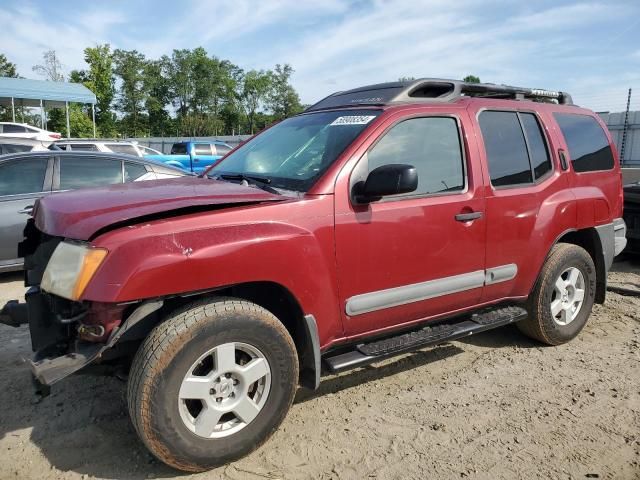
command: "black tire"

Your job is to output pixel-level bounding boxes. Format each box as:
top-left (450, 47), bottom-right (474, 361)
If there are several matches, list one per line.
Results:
top-left (518, 243), bottom-right (596, 345)
top-left (127, 297), bottom-right (298, 472)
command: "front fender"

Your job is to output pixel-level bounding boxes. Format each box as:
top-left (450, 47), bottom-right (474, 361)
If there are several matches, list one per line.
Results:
top-left (82, 197), bottom-right (343, 346)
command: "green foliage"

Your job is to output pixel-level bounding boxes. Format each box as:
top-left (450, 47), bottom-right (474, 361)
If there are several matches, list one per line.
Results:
top-left (0, 54), bottom-right (18, 78)
top-left (463, 75), bottom-right (481, 83)
top-left (267, 64), bottom-right (303, 120)
top-left (16, 47), bottom-right (306, 138)
top-left (83, 45), bottom-right (116, 136)
top-left (0, 53), bottom-right (19, 121)
top-left (113, 49), bottom-right (147, 137)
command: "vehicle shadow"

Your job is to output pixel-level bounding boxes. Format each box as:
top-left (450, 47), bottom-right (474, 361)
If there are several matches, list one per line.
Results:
top-left (295, 343), bottom-right (464, 404)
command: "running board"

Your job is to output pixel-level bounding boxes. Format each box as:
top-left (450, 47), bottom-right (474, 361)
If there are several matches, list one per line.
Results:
top-left (324, 306), bottom-right (527, 373)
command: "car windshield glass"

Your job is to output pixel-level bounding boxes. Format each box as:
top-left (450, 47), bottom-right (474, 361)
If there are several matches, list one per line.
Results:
top-left (208, 109), bottom-right (381, 191)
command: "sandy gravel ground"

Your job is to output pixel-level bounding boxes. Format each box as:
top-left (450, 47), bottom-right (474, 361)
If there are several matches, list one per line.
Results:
top-left (0, 260), bottom-right (638, 480)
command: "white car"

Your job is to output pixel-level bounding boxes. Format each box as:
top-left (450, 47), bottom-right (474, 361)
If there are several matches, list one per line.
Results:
top-left (55, 140), bottom-right (148, 157)
top-left (138, 145), bottom-right (164, 156)
top-left (0, 122), bottom-right (61, 141)
top-left (0, 136), bottom-right (53, 154)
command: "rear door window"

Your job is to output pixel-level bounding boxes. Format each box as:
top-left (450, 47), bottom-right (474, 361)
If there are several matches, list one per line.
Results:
top-left (553, 113), bottom-right (614, 172)
top-left (479, 111), bottom-right (533, 187)
top-left (194, 144), bottom-right (212, 155)
top-left (59, 156), bottom-right (123, 190)
top-left (0, 158), bottom-right (48, 195)
top-left (171, 143), bottom-right (188, 154)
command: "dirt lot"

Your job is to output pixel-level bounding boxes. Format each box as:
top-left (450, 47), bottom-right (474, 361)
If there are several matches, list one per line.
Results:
top-left (0, 261), bottom-right (638, 480)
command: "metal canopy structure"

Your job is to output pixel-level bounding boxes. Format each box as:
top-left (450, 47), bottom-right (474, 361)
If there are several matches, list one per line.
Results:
top-left (0, 77), bottom-right (98, 138)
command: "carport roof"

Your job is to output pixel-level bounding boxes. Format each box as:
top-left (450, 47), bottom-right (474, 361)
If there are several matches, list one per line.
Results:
top-left (0, 77), bottom-right (96, 108)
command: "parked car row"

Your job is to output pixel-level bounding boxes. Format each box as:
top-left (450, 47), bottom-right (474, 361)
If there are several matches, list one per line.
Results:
top-left (0, 151), bottom-right (187, 272)
top-left (0, 130), bottom-right (234, 173)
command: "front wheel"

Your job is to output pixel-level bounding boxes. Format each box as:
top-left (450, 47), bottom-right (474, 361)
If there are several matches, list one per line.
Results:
top-left (518, 243), bottom-right (596, 345)
top-left (127, 298), bottom-right (299, 472)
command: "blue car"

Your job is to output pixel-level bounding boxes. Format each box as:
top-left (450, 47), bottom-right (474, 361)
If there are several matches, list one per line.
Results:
top-left (146, 141), bottom-right (233, 174)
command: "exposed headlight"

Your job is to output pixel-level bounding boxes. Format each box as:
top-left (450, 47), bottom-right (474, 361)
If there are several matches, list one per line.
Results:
top-left (41, 242), bottom-right (108, 301)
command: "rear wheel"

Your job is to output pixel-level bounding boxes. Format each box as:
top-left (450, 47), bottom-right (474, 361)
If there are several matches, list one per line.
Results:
top-left (127, 297), bottom-right (298, 472)
top-left (518, 243), bottom-right (596, 345)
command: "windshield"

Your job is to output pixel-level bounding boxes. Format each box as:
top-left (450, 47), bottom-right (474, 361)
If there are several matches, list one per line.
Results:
top-left (208, 109), bottom-right (381, 191)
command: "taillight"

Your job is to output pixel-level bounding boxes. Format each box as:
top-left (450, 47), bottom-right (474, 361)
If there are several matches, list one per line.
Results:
top-left (50, 133), bottom-right (61, 139)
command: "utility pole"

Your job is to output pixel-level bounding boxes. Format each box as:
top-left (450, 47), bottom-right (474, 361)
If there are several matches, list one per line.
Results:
top-left (620, 88), bottom-right (632, 166)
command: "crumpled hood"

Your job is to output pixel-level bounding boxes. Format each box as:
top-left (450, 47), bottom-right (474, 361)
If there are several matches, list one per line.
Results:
top-left (34, 177), bottom-right (286, 240)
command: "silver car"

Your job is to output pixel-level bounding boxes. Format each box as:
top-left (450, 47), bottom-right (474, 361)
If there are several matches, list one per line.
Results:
top-left (0, 151), bottom-right (187, 272)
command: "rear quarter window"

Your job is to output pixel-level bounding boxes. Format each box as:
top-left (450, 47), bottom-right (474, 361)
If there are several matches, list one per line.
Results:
top-left (553, 113), bottom-right (614, 172)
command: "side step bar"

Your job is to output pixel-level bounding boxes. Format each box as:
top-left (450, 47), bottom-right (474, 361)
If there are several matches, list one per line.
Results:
top-left (324, 306), bottom-right (527, 373)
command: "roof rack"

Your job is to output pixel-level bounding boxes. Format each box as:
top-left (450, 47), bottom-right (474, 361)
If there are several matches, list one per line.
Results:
top-left (306, 78), bottom-right (573, 112)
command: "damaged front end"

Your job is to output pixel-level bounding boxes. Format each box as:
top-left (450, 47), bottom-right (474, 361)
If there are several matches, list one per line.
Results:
top-left (1, 220), bottom-right (162, 397)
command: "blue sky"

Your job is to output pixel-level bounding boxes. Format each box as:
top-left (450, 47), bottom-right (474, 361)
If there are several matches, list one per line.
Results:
top-left (1, 0), bottom-right (640, 112)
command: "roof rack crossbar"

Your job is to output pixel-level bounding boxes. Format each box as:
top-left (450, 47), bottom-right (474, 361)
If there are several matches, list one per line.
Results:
top-left (306, 78), bottom-right (573, 112)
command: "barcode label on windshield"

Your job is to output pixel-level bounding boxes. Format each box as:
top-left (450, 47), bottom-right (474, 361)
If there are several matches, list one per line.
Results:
top-left (330, 115), bottom-right (377, 126)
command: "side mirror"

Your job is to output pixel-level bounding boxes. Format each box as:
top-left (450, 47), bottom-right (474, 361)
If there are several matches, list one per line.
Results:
top-left (355, 164), bottom-right (418, 203)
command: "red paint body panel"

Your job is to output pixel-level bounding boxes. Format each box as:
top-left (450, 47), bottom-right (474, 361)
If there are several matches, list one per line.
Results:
top-left (333, 106), bottom-right (486, 337)
top-left (33, 177), bottom-right (285, 240)
top-left (84, 195), bottom-right (345, 347)
top-left (32, 97), bottom-right (623, 353)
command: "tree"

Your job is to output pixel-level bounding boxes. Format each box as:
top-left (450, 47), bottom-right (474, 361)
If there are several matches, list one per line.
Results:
top-left (0, 54), bottom-right (18, 78)
top-left (267, 64), bottom-right (302, 120)
top-left (113, 49), bottom-right (148, 137)
top-left (143, 58), bottom-right (172, 136)
top-left (463, 75), bottom-right (481, 83)
top-left (83, 45), bottom-right (116, 135)
top-left (32, 50), bottom-right (64, 81)
top-left (241, 70), bottom-right (271, 134)
top-left (0, 54), bottom-right (19, 121)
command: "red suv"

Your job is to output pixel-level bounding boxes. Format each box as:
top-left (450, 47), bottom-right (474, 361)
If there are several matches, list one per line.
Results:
top-left (1, 79), bottom-right (627, 472)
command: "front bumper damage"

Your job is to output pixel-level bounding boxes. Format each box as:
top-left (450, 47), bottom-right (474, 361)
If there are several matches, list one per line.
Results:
top-left (1, 288), bottom-right (163, 397)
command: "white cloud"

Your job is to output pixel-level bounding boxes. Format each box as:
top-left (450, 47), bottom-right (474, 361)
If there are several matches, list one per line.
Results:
top-left (1, 0), bottom-right (638, 113)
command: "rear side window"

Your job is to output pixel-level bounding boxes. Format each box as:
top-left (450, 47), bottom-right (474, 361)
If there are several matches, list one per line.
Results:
top-left (2, 124), bottom-right (27, 133)
top-left (553, 113), bottom-right (614, 172)
top-left (124, 162), bottom-right (148, 182)
top-left (194, 144), bottom-right (212, 155)
top-left (479, 111), bottom-right (532, 186)
top-left (108, 144), bottom-right (138, 156)
top-left (59, 156), bottom-right (123, 190)
top-left (367, 116), bottom-right (465, 196)
top-left (0, 144), bottom-right (33, 154)
top-left (214, 144), bottom-right (231, 156)
top-left (0, 158), bottom-right (48, 195)
top-left (171, 143), bottom-right (188, 154)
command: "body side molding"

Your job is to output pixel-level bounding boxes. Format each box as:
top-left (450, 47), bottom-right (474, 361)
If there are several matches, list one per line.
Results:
top-left (346, 265), bottom-right (520, 316)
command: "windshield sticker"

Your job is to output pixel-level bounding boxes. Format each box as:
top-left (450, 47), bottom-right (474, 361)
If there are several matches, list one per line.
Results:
top-left (330, 115), bottom-right (377, 126)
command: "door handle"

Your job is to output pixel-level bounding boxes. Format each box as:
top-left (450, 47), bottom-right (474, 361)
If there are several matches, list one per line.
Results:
top-left (455, 211), bottom-right (483, 222)
top-left (18, 205), bottom-right (34, 215)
